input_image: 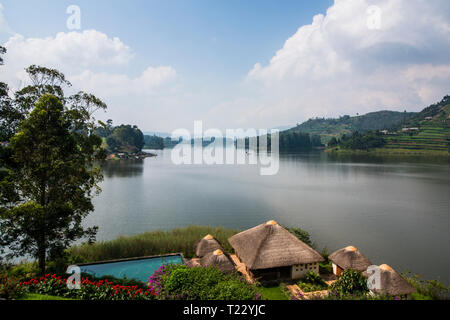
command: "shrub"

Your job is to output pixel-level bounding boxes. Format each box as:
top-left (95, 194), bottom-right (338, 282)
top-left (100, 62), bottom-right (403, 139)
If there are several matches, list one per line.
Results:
top-left (404, 272), bottom-right (449, 300)
top-left (149, 264), bottom-right (259, 300)
top-left (0, 274), bottom-right (23, 299)
top-left (319, 261), bottom-right (332, 274)
top-left (297, 271), bottom-right (328, 292)
top-left (7, 262), bottom-right (38, 279)
top-left (329, 269), bottom-right (368, 295)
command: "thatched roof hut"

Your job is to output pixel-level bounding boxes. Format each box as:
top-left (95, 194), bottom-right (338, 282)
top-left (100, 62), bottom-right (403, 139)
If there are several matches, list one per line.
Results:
top-left (329, 246), bottom-right (371, 272)
top-left (228, 220), bottom-right (324, 270)
top-left (371, 264), bottom-right (415, 296)
top-left (195, 234), bottom-right (224, 257)
top-left (200, 249), bottom-right (235, 272)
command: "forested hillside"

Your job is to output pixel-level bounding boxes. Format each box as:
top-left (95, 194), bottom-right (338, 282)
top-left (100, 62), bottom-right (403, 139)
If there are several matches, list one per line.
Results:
top-left (286, 110), bottom-right (414, 144)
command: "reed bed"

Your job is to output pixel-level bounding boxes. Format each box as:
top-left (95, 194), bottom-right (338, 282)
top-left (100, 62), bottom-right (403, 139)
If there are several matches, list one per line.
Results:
top-left (68, 226), bottom-right (241, 263)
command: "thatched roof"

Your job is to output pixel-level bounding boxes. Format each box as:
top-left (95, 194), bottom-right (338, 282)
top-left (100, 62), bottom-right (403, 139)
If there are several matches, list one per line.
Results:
top-left (329, 246), bottom-right (372, 272)
top-left (371, 264), bottom-right (415, 296)
top-left (228, 220), bottom-right (324, 270)
top-left (195, 234), bottom-right (224, 257)
top-left (200, 249), bottom-right (235, 272)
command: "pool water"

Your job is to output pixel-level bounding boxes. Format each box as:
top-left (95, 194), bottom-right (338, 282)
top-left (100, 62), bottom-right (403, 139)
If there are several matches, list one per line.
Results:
top-left (79, 254), bottom-right (183, 282)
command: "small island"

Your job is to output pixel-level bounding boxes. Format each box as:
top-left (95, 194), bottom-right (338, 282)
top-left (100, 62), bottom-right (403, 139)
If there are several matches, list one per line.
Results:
top-left (94, 120), bottom-right (158, 160)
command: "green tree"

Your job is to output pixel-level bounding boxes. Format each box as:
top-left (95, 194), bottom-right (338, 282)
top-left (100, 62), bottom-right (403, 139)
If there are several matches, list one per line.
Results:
top-left (106, 124), bottom-right (144, 153)
top-left (0, 65), bottom-right (107, 273)
top-left (327, 137), bottom-right (339, 148)
top-left (144, 135), bottom-right (164, 150)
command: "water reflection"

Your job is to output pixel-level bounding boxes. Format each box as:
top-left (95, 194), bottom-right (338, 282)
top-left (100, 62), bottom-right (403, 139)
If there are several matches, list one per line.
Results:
top-left (86, 149), bottom-right (450, 285)
top-left (100, 160), bottom-right (145, 178)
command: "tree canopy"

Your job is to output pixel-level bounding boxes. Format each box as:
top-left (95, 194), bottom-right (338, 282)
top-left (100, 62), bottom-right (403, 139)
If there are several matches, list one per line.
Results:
top-left (0, 60), bottom-right (107, 272)
top-left (101, 123), bottom-right (145, 154)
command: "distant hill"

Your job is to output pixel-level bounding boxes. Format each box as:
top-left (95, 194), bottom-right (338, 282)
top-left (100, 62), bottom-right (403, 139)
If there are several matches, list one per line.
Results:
top-left (327, 96), bottom-right (450, 155)
top-left (285, 110), bottom-right (415, 144)
top-left (382, 96), bottom-right (450, 153)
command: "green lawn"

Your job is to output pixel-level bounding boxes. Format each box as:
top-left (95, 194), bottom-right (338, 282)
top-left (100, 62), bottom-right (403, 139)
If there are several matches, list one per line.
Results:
top-left (258, 285), bottom-right (289, 300)
top-left (19, 293), bottom-right (77, 300)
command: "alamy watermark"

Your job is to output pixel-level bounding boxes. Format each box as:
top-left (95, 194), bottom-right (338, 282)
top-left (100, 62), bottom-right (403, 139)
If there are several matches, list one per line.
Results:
top-left (367, 5), bottom-right (382, 30)
top-left (66, 5), bottom-right (81, 30)
top-left (66, 265), bottom-right (81, 290)
top-left (170, 121), bottom-right (280, 176)
top-left (366, 265), bottom-right (382, 290)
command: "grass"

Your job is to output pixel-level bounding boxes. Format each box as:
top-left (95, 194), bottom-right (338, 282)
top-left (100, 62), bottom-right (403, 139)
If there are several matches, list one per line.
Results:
top-left (68, 225), bottom-right (241, 263)
top-left (258, 284), bottom-right (289, 300)
top-left (19, 293), bottom-right (77, 300)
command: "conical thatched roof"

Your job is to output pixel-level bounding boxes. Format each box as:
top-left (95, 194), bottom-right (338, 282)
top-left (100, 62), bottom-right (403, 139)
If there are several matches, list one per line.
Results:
top-left (329, 246), bottom-right (372, 272)
top-left (195, 234), bottom-right (224, 257)
top-left (228, 220), bottom-right (324, 270)
top-left (200, 249), bottom-right (236, 272)
top-left (372, 264), bottom-right (415, 296)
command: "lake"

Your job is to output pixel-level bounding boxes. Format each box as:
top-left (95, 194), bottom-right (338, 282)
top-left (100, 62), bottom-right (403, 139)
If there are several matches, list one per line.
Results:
top-left (85, 148), bottom-right (450, 285)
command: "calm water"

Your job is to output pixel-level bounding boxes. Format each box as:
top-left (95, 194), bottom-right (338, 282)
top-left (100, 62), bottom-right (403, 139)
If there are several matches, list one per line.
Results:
top-left (85, 149), bottom-right (450, 285)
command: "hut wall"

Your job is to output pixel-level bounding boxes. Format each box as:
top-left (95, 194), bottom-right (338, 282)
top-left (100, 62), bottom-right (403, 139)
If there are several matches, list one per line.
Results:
top-left (332, 263), bottom-right (343, 276)
top-left (252, 267), bottom-right (292, 282)
top-left (291, 262), bottom-right (319, 279)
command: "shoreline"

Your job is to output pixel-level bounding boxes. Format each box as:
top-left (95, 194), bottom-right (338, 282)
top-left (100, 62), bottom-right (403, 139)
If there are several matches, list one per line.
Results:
top-left (326, 147), bottom-right (450, 157)
top-left (106, 150), bottom-right (157, 160)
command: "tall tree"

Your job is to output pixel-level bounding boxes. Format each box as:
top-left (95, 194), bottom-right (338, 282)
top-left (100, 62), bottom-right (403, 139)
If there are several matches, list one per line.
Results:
top-left (0, 65), bottom-right (107, 272)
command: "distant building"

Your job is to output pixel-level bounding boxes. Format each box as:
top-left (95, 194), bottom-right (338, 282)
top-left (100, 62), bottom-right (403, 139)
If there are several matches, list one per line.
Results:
top-left (402, 127), bottom-right (419, 132)
top-left (195, 234), bottom-right (224, 258)
top-left (228, 220), bottom-right (324, 281)
top-left (329, 246), bottom-right (371, 276)
top-left (425, 117), bottom-right (433, 120)
top-left (200, 249), bottom-right (235, 273)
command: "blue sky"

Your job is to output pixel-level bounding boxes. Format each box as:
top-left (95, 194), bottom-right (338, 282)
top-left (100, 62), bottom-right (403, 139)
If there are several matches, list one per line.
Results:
top-left (1, 1), bottom-right (449, 131)
top-left (1, 0), bottom-right (331, 93)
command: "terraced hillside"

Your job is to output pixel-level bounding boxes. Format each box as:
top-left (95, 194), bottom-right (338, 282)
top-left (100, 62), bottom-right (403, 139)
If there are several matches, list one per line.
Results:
top-left (286, 110), bottom-right (414, 144)
top-left (383, 99), bottom-right (450, 153)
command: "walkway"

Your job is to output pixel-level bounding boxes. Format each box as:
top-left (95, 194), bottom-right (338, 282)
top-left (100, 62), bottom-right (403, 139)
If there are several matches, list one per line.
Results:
top-left (287, 279), bottom-right (337, 300)
top-left (230, 254), bottom-right (255, 283)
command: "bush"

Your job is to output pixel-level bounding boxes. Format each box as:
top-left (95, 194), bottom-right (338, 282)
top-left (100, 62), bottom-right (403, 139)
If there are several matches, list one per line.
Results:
top-left (329, 269), bottom-right (368, 295)
top-left (319, 261), bottom-right (332, 274)
top-left (404, 272), bottom-right (449, 300)
top-left (7, 262), bottom-right (38, 279)
top-left (297, 271), bottom-right (328, 292)
top-left (149, 264), bottom-right (260, 300)
top-left (0, 274), bottom-right (23, 299)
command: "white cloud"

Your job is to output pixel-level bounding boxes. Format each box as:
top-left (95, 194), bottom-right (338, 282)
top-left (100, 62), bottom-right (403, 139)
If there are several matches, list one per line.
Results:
top-left (0, 27), bottom-right (179, 131)
top-left (71, 66), bottom-right (177, 97)
top-left (1, 1), bottom-right (450, 132)
top-left (231, 0), bottom-right (450, 128)
top-left (2, 30), bottom-right (134, 87)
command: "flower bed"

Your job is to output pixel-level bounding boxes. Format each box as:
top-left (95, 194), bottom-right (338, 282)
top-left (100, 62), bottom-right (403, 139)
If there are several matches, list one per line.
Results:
top-left (18, 273), bottom-right (156, 300)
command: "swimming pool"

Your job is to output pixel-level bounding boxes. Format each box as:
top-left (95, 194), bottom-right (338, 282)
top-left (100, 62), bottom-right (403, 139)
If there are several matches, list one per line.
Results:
top-left (78, 254), bottom-right (184, 282)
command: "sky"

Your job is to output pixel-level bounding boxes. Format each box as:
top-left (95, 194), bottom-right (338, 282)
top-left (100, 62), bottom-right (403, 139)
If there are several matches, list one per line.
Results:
top-left (1, 0), bottom-right (450, 132)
